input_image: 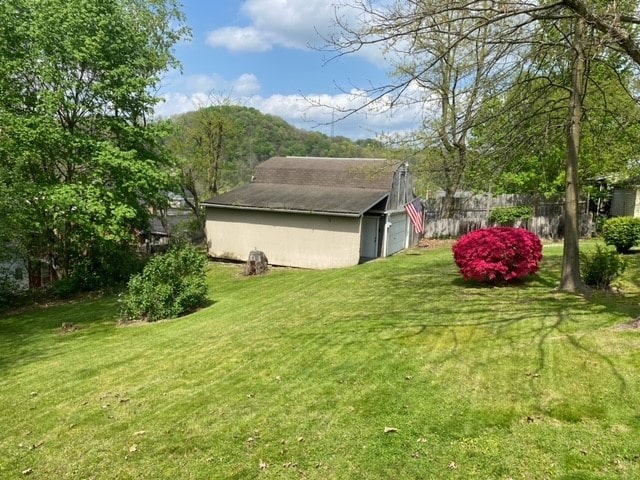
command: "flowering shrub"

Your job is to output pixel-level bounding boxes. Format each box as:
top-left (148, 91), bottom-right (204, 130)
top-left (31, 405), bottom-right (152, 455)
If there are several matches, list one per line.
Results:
top-left (452, 227), bottom-right (543, 283)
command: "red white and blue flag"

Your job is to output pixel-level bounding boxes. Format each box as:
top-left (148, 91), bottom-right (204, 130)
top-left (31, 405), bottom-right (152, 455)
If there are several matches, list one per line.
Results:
top-left (405, 198), bottom-right (424, 234)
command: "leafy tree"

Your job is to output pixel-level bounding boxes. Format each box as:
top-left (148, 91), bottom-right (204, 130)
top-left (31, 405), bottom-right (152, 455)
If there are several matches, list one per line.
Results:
top-left (469, 47), bottom-right (640, 199)
top-left (405, 12), bottom-right (517, 216)
top-left (0, 0), bottom-right (188, 284)
top-left (330, 0), bottom-right (640, 293)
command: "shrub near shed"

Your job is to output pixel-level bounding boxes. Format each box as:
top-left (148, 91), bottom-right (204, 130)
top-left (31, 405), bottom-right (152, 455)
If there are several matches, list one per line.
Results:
top-left (453, 227), bottom-right (543, 283)
top-left (601, 216), bottom-right (640, 253)
top-left (120, 245), bottom-right (208, 322)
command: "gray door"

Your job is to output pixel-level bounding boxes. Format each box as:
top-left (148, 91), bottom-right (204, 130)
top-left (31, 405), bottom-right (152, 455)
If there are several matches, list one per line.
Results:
top-left (386, 212), bottom-right (407, 256)
top-left (360, 216), bottom-right (379, 259)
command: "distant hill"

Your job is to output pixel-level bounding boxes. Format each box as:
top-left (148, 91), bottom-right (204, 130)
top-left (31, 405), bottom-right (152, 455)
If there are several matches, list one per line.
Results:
top-left (167, 105), bottom-right (389, 191)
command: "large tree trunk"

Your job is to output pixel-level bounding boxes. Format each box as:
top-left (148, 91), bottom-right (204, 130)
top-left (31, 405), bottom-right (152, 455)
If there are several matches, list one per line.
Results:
top-left (559, 17), bottom-right (588, 294)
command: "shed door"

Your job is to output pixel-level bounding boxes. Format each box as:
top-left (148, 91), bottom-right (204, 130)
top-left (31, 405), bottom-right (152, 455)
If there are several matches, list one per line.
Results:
top-left (360, 216), bottom-right (380, 259)
top-left (386, 212), bottom-right (407, 256)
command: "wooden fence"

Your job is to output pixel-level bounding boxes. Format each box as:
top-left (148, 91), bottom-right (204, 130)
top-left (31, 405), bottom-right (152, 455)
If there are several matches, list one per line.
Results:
top-left (423, 193), bottom-right (594, 239)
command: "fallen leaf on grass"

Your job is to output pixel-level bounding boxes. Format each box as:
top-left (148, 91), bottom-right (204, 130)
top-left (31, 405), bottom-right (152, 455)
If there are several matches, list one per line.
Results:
top-left (29, 441), bottom-right (44, 451)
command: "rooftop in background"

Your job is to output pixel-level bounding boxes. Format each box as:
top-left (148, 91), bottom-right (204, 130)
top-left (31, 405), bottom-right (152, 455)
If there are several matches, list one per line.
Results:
top-left (203, 156), bottom-right (402, 216)
top-left (253, 156), bottom-right (400, 190)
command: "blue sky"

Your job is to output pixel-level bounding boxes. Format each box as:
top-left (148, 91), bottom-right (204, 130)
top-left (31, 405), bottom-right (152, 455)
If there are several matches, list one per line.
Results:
top-left (156, 0), bottom-right (422, 139)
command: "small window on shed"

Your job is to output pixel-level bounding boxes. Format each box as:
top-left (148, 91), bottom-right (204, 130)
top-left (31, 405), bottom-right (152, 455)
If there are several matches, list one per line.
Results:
top-left (14, 267), bottom-right (24, 281)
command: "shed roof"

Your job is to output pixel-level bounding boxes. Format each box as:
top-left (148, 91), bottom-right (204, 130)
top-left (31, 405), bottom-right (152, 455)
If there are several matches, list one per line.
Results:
top-left (203, 183), bottom-right (388, 217)
top-left (203, 156), bottom-right (400, 216)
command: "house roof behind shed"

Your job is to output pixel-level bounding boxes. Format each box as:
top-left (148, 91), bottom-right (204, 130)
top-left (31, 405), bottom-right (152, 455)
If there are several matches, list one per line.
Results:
top-left (254, 156), bottom-right (400, 190)
top-left (203, 156), bottom-right (402, 216)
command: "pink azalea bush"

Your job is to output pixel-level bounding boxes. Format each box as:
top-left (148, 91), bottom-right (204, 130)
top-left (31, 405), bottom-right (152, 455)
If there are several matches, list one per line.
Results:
top-left (452, 227), bottom-right (543, 283)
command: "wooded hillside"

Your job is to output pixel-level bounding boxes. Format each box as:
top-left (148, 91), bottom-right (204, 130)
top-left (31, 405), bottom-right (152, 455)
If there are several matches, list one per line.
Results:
top-left (166, 105), bottom-right (389, 193)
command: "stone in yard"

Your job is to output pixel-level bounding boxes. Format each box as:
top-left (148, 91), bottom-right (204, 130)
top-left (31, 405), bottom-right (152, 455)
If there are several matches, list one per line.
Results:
top-left (244, 250), bottom-right (268, 276)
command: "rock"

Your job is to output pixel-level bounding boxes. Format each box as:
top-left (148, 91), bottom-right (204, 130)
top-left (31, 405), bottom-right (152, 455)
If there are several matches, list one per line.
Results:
top-left (244, 250), bottom-right (268, 276)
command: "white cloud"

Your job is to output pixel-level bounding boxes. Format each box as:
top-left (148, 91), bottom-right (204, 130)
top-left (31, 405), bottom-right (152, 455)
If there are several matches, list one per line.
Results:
top-left (240, 0), bottom-right (335, 49)
top-left (232, 73), bottom-right (261, 96)
top-left (183, 73), bottom-right (224, 93)
top-left (154, 79), bottom-right (423, 140)
top-left (206, 0), bottom-right (344, 51)
top-left (206, 26), bottom-right (273, 52)
top-left (206, 0), bottom-right (389, 68)
top-left (159, 71), bottom-right (262, 99)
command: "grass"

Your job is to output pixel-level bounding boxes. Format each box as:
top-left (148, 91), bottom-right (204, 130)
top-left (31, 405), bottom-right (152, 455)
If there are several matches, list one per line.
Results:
top-left (1, 243), bottom-right (640, 479)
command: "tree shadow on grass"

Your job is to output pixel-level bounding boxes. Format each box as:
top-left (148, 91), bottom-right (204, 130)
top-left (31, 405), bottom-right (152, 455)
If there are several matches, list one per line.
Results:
top-left (0, 295), bottom-right (120, 373)
top-left (275, 258), bottom-right (635, 402)
top-left (450, 273), bottom-right (554, 290)
top-left (0, 295), bottom-right (218, 374)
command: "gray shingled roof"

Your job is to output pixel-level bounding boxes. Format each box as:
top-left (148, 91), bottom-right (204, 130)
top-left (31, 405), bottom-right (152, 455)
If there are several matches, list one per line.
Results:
top-left (253, 156), bottom-right (400, 190)
top-left (203, 183), bottom-right (388, 216)
top-left (203, 156), bottom-right (398, 216)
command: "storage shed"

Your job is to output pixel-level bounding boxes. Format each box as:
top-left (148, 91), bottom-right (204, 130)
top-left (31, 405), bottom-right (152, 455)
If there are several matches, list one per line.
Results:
top-left (203, 156), bottom-right (420, 269)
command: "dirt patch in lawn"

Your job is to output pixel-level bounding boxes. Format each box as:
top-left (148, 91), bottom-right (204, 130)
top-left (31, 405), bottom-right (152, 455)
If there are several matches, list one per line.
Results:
top-left (614, 317), bottom-right (640, 331)
top-left (417, 238), bottom-right (456, 250)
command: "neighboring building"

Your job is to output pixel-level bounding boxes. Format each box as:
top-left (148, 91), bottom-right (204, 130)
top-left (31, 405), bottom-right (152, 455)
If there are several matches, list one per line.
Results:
top-left (0, 257), bottom-right (29, 291)
top-left (203, 156), bottom-right (420, 269)
top-left (610, 187), bottom-right (640, 217)
top-left (138, 210), bottom-right (199, 253)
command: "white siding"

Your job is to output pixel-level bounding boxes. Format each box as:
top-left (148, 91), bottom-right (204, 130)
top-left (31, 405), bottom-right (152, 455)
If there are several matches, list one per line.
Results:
top-left (206, 208), bottom-right (362, 269)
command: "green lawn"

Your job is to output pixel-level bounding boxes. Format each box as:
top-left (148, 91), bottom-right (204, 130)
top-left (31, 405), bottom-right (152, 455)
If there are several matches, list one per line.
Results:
top-left (2, 244), bottom-right (640, 479)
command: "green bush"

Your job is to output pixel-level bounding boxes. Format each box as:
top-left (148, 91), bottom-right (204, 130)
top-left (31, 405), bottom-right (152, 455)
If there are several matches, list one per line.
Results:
top-left (0, 269), bottom-right (19, 310)
top-left (120, 245), bottom-right (208, 322)
top-left (48, 240), bottom-right (146, 299)
top-left (601, 216), bottom-right (640, 253)
top-left (489, 206), bottom-right (533, 226)
top-left (580, 243), bottom-right (626, 290)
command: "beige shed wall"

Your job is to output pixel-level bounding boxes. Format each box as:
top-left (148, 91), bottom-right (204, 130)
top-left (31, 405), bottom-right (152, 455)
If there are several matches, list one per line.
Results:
top-left (205, 208), bottom-right (362, 269)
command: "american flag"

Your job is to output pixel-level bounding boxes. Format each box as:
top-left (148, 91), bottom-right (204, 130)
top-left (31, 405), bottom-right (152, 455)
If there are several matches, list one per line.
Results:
top-left (404, 198), bottom-right (424, 234)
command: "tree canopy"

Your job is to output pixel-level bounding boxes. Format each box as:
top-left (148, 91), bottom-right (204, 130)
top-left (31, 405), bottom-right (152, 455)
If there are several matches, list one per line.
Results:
top-left (329, 0), bottom-right (640, 292)
top-left (0, 0), bottom-right (188, 285)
